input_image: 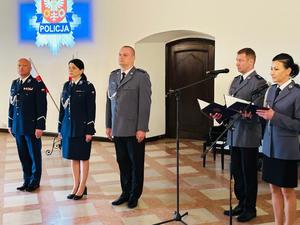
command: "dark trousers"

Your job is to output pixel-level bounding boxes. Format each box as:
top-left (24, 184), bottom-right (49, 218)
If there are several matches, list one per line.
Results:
top-left (231, 147), bottom-right (258, 212)
top-left (114, 136), bottom-right (145, 201)
top-left (15, 134), bottom-right (42, 185)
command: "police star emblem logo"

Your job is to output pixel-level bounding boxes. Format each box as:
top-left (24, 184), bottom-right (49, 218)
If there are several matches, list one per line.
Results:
top-left (30, 0), bottom-right (81, 54)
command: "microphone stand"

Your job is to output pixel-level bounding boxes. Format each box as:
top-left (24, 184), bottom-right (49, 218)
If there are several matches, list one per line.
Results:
top-left (201, 91), bottom-right (265, 225)
top-left (153, 73), bottom-right (220, 225)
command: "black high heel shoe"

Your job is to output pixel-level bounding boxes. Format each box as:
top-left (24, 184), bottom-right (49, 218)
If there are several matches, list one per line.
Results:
top-left (67, 194), bottom-right (76, 199)
top-left (73, 187), bottom-right (87, 200)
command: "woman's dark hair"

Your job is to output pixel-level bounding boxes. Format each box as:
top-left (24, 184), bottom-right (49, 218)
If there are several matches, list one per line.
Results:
top-left (68, 58), bottom-right (87, 80)
top-left (272, 53), bottom-right (299, 78)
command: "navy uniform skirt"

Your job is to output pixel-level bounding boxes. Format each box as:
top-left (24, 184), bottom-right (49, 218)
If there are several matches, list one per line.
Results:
top-left (262, 155), bottom-right (298, 188)
top-left (62, 136), bottom-right (92, 160)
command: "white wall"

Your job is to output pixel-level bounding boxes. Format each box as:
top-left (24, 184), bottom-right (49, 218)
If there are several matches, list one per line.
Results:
top-left (135, 42), bottom-right (166, 137)
top-left (1, 0), bottom-right (300, 137)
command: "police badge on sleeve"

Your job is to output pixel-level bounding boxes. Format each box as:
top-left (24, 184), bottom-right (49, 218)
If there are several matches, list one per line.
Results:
top-left (29, 0), bottom-right (81, 55)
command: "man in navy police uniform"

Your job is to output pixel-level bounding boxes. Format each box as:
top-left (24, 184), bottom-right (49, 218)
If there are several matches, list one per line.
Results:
top-left (8, 58), bottom-right (47, 192)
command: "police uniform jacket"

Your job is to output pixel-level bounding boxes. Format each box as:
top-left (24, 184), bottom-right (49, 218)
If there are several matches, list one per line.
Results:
top-left (106, 67), bottom-right (151, 137)
top-left (262, 81), bottom-right (300, 160)
top-left (58, 76), bottom-right (96, 137)
top-left (8, 75), bottom-right (47, 135)
top-left (227, 71), bottom-right (267, 148)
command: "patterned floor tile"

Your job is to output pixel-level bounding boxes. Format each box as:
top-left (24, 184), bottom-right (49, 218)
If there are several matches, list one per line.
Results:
top-left (200, 187), bottom-right (229, 200)
top-left (146, 150), bottom-right (171, 157)
top-left (4, 194), bottom-right (39, 208)
top-left (59, 203), bottom-right (97, 219)
top-left (122, 214), bottom-right (160, 225)
top-left (2, 209), bottom-right (42, 225)
top-left (0, 134), bottom-right (298, 224)
top-left (91, 172), bottom-right (120, 183)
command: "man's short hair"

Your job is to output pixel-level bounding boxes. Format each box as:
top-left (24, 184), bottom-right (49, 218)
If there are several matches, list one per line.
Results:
top-left (122, 45), bottom-right (135, 56)
top-left (237, 48), bottom-right (256, 63)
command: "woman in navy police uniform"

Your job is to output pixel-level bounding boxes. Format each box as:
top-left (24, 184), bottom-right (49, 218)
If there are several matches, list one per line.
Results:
top-left (257, 53), bottom-right (300, 225)
top-left (58, 59), bottom-right (96, 200)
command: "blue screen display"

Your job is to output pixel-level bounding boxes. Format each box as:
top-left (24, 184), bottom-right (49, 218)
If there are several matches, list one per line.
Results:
top-left (18, 0), bottom-right (92, 54)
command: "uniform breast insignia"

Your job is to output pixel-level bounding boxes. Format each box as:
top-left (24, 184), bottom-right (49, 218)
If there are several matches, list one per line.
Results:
top-left (75, 90), bottom-right (85, 93)
top-left (23, 87), bottom-right (34, 91)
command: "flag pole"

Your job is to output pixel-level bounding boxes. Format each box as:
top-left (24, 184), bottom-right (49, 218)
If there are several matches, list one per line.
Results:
top-left (29, 58), bottom-right (60, 112)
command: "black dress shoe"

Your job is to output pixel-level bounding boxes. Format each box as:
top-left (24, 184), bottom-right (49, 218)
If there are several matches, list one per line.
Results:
top-left (26, 184), bottom-right (40, 192)
top-left (111, 195), bottom-right (129, 206)
top-left (73, 187), bottom-right (87, 200)
top-left (127, 199), bottom-right (138, 208)
top-left (16, 184), bottom-right (28, 191)
top-left (224, 205), bottom-right (243, 216)
top-left (237, 211), bottom-right (256, 222)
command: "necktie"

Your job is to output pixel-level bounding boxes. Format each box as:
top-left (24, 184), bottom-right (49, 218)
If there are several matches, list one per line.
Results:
top-left (239, 75), bottom-right (244, 84)
top-left (274, 87), bottom-right (281, 100)
top-left (20, 80), bottom-right (23, 85)
top-left (120, 72), bottom-right (126, 82)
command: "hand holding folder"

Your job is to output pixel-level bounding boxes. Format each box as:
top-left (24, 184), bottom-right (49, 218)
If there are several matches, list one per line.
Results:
top-left (197, 96), bottom-right (268, 123)
top-left (197, 99), bottom-right (236, 123)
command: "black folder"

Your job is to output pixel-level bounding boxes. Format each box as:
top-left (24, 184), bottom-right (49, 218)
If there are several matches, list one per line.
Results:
top-left (224, 95), bottom-right (269, 114)
top-left (197, 99), bottom-right (236, 123)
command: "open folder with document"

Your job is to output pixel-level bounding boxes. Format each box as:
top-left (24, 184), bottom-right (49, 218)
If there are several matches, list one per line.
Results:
top-left (224, 95), bottom-right (269, 114)
top-left (197, 99), bottom-right (236, 123)
top-left (197, 96), bottom-right (268, 123)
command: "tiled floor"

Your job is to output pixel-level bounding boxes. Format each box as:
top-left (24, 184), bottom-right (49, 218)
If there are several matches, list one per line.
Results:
top-left (0, 133), bottom-right (299, 225)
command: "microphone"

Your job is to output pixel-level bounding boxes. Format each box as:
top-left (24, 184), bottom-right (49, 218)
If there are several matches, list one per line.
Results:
top-left (251, 83), bottom-right (269, 96)
top-left (206, 68), bottom-right (230, 75)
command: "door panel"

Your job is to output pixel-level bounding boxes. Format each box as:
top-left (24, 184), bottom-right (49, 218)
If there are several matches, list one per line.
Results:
top-left (166, 38), bottom-right (215, 139)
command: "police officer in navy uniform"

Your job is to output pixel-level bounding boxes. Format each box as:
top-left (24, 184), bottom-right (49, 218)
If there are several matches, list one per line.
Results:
top-left (212, 48), bottom-right (267, 222)
top-left (58, 59), bottom-right (96, 200)
top-left (8, 58), bottom-right (47, 192)
top-left (257, 53), bottom-right (300, 225)
top-left (106, 46), bottom-right (151, 208)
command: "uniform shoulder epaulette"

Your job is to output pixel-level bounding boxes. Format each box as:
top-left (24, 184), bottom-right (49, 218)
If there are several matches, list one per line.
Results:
top-left (136, 68), bottom-right (146, 73)
top-left (111, 69), bottom-right (120, 74)
top-left (255, 74), bottom-right (263, 80)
